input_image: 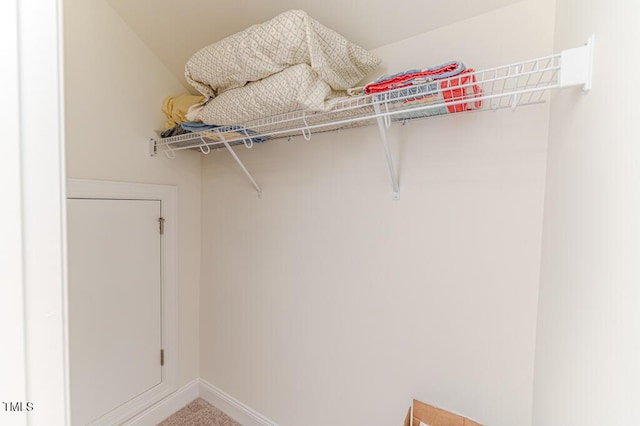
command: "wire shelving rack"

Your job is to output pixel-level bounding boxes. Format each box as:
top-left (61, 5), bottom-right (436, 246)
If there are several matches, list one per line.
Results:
top-left (151, 37), bottom-right (593, 199)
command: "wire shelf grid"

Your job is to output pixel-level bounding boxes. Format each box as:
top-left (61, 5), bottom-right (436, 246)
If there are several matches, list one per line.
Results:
top-left (152, 53), bottom-right (564, 156)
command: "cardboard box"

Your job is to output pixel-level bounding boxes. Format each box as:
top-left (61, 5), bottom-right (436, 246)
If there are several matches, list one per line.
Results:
top-left (403, 399), bottom-right (482, 426)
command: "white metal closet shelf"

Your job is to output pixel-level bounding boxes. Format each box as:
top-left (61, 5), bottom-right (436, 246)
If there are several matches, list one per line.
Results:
top-left (150, 37), bottom-right (594, 199)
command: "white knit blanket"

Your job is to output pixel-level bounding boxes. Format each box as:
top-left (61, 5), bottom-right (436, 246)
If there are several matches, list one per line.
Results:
top-left (196, 64), bottom-right (348, 125)
top-left (184, 9), bottom-right (380, 98)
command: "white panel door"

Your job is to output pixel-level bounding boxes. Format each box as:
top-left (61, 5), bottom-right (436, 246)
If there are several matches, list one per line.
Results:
top-left (67, 198), bottom-right (162, 425)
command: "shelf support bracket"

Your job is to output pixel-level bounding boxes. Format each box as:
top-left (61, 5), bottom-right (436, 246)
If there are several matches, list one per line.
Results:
top-left (218, 134), bottom-right (263, 198)
top-left (373, 102), bottom-right (400, 200)
top-left (149, 137), bottom-right (158, 157)
top-left (559, 34), bottom-right (594, 92)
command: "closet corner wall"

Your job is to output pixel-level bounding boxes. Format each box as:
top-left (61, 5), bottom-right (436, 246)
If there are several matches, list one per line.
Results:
top-left (198, 1), bottom-right (557, 425)
top-left (63, 0), bottom-right (202, 391)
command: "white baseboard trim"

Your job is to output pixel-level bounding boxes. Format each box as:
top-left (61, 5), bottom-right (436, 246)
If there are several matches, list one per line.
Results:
top-left (118, 377), bottom-right (277, 426)
top-left (123, 379), bottom-right (199, 426)
top-left (199, 379), bottom-right (279, 426)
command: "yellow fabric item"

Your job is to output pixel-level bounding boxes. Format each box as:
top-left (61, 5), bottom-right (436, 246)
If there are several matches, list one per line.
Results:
top-left (162, 94), bottom-right (206, 129)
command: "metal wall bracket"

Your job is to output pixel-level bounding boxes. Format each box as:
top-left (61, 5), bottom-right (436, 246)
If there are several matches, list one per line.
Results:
top-left (373, 102), bottom-right (400, 200)
top-left (559, 34), bottom-right (594, 92)
top-left (218, 134), bottom-right (263, 199)
top-left (149, 137), bottom-right (158, 157)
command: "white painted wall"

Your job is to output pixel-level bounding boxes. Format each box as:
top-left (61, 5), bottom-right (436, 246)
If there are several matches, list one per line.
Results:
top-left (63, 0), bottom-right (201, 387)
top-left (532, 1), bottom-right (640, 425)
top-left (105, 0), bottom-right (523, 91)
top-left (199, 1), bottom-right (555, 425)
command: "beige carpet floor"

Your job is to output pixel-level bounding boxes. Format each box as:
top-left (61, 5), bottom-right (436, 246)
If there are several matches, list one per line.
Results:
top-left (159, 398), bottom-right (241, 426)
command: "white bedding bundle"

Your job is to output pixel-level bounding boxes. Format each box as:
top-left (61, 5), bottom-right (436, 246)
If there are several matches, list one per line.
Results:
top-left (184, 10), bottom-right (380, 125)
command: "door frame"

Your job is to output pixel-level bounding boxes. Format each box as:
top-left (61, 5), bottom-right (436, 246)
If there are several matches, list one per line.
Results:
top-left (67, 178), bottom-right (178, 425)
top-left (5, 0), bottom-right (68, 424)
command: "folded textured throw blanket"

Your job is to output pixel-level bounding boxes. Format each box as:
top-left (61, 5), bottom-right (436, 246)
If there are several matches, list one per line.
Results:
top-left (364, 61), bottom-right (466, 94)
top-left (180, 122), bottom-right (219, 132)
top-left (162, 94), bottom-right (206, 129)
top-left (185, 9), bottom-right (380, 98)
top-left (367, 61), bottom-right (482, 115)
